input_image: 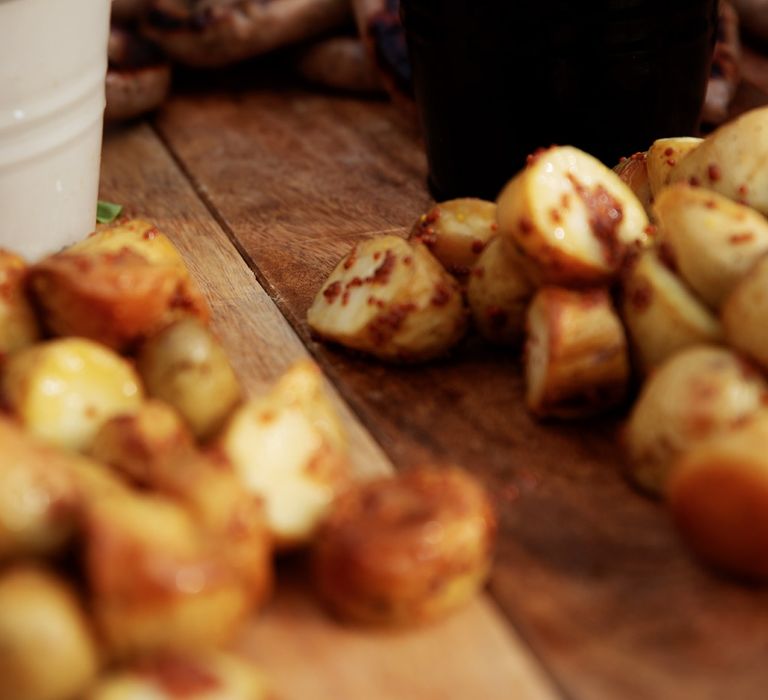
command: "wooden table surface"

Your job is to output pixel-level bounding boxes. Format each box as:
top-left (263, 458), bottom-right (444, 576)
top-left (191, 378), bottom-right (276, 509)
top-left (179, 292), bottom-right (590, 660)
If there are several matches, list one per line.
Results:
top-left (99, 61), bottom-right (768, 700)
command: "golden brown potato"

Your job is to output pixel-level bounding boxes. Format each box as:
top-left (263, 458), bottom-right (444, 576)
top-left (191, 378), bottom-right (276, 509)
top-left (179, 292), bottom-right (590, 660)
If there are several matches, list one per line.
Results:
top-left (312, 465), bottom-right (495, 626)
top-left (466, 237), bottom-right (534, 345)
top-left (667, 411), bottom-right (768, 581)
top-left (624, 345), bottom-right (768, 496)
top-left (668, 106), bottom-right (768, 214)
top-left (84, 490), bottom-right (262, 659)
top-left (307, 235), bottom-right (467, 362)
top-left (86, 651), bottom-right (269, 700)
top-left (525, 286), bottom-right (629, 418)
top-left (137, 319), bottom-right (242, 440)
top-left (2, 338), bottom-right (144, 452)
top-left (621, 247), bottom-right (723, 373)
top-left (0, 250), bottom-right (40, 358)
top-left (654, 184), bottom-right (768, 309)
top-left (219, 359), bottom-right (351, 548)
top-left (409, 198), bottom-right (498, 281)
top-left (29, 220), bottom-right (209, 352)
top-left (646, 137), bottom-right (703, 197)
top-left (614, 151), bottom-right (653, 216)
top-left (497, 145), bottom-right (650, 285)
top-left (722, 256), bottom-right (768, 370)
top-left (0, 566), bottom-right (99, 700)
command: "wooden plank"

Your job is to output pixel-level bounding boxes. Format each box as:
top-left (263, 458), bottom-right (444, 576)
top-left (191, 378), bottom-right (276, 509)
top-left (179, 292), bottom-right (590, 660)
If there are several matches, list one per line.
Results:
top-left (99, 122), bottom-right (560, 700)
top-left (153, 76), bottom-right (768, 700)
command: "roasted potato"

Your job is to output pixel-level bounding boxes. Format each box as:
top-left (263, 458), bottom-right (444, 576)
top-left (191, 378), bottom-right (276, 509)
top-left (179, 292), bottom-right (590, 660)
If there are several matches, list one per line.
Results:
top-left (525, 286), bottom-right (629, 418)
top-left (624, 345), bottom-right (768, 496)
top-left (2, 338), bottom-right (144, 452)
top-left (0, 250), bottom-right (40, 358)
top-left (667, 411), bottom-right (768, 581)
top-left (646, 137), bottom-right (703, 197)
top-left (137, 319), bottom-right (242, 440)
top-left (614, 151), bottom-right (653, 216)
top-left (497, 145), bottom-right (650, 285)
top-left (668, 105), bottom-right (768, 214)
top-left (654, 183), bottom-right (768, 309)
top-left (0, 566), bottom-right (99, 700)
top-left (29, 220), bottom-right (209, 352)
top-left (219, 359), bottom-right (351, 548)
top-left (312, 465), bottom-right (495, 626)
top-left (409, 198), bottom-right (498, 281)
top-left (308, 235), bottom-right (466, 362)
top-left (86, 651), bottom-right (269, 700)
top-left (466, 237), bottom-right (534, 345)
top-left (621, 247), bottom-right (723, 373)
top-left (722, 256), bottom-right (768, 370)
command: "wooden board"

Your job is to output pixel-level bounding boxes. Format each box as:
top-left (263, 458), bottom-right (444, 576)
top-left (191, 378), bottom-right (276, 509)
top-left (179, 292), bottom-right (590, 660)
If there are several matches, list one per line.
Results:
top-left (99, 123), bottom-right (559, 700)
top-left (148, 67), bottom-right (768, 700)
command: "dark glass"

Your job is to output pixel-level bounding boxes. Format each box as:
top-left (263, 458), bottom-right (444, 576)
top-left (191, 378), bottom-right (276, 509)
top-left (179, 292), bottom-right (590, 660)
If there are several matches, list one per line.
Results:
top-left (401, 0), bottom-right (719, 200)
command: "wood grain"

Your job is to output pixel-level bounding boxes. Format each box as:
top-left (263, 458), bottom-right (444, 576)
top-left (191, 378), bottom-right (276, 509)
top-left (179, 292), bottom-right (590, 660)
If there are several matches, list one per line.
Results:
top-left (152, 72), bottom-right (768, 699)
top-left (99, 122), bottom-right (560, 700)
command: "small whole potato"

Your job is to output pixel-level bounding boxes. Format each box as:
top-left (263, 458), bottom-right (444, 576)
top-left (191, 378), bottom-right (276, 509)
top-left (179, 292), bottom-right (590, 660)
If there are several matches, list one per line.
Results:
top-left (137, 319), bottom-right (242, 440)
top-left (624, 345), bottom-right (768, 496)
top-left (645, 137), bottom-right (702, 197)
top-left (0, 566), bottom-right (99, 700)
top-left (722, 256), bottom-right (768, 371)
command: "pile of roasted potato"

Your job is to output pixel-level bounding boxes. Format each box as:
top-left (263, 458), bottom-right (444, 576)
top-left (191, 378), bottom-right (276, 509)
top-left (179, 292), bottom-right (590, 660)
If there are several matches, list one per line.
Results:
top-left (0, 219), bottom-right (495, 700)
top-left (309, 105), bottom-right (768, 583)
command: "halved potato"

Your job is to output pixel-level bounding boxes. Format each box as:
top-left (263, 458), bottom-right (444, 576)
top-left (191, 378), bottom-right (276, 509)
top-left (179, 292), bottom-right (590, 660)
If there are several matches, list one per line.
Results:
top-left (654, 183), bottom-right (768, 309)
top-left (668, 105), bottom-right (768, 214)
top-left (497, 146), bottom-right (650, 285)
top-left (137, 319), bottom-right (242, 440)
top-left (219, 359), bottom-right (351, 548)
top-left (667, 411), bottom-right (768, 581)
top-left (722, 256), bottom-right (768, 370)
top-left (409, 198), bottom-right (498, 280)
top-left (614, 151), bottom-right (653, 216)
top-left (312, 465), bottom-right (495, 626)
top-left (0, 566), bottom-right (99, 700)
top-left (0, 250), bottom-right (40, 358)
top-left (307, 235), bottom-right (466, 362)
top-left (86, 651), bottom-right (269, 700)
top-left (2, 338), bottom-right (144, 452)
top-left (621, 247), bottom-right (723, 373)
top-left (624, 345), bottom-right (768, 496)
top-left (525, 286), bottom-right (629, 418)
top-left (646, 137), bottom-right (703, 197)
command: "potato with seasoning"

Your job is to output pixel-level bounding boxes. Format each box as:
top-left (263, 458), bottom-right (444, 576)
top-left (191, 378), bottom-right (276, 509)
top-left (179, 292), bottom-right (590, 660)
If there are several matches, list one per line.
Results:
top-left (624, 345), bottom-right (768, 496)
top-left (654, 183), bottom-right (768, 309)
top-left (621, 247), bottom-right (723, 374)
top-left (409, 198), bottom-right (498, 281)
top-left (524, 286), bottom-right (629, 418)
top-left (29, 219), bottom-right (209, 352)
top-left (219, 359), bottom-right (351, 548)
top-left (0, 250), bottom-right (40, 358)
top-left (668, 105), bottom-right (768, 214)
top-left (312, 465), bottom-right (495, 626)
top-left (722, 256), bottom-right (768, 370)
top-left (646, 136), bottom-right (702, 197)
top-left (307, 235), bottom-right (466, 362)
top-left (667, 411), bottom-right (768, 581)
top-left (0, 566), bottom-right (99, 700)
top-left (497, 145), bottom-right (650, 286)
top-left (2, 337), bottom-right (144, 453)
top-left (614, 151), bottom-right (653, 216)
top-left (467, 237), bottom-right (534, 345)
top-left (86, 651), bottom-right (269, 700)
top-left (137, 319), bottom-right (242, 441)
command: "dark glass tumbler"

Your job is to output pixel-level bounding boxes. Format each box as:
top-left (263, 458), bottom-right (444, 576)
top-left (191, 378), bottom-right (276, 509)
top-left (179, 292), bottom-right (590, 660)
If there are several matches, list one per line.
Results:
top-left (400, 0), bottom-right (719, 201)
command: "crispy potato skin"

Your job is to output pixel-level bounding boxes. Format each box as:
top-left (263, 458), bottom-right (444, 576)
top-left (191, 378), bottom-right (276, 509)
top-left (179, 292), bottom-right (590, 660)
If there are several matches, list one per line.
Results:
top-left (0, 250), bottom-right (40, 358)
top-left (614, 151), bottom-right (653, 217)
top-left (624, 345), bottom-right (768, 496)
top-left (0, 566), bottom-right (99, 700)
top-left (668, 412), bottom-right (768, 581)
top-left (722, 256), bottom-right (768, 370)
top-left (312, 466), bottom-right (495, 626)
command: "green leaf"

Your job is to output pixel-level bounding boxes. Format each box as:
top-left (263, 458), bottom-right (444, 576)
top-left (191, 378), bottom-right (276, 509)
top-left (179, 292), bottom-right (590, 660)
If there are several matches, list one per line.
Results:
top-left (96, 200), bottom-right (123, 224)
